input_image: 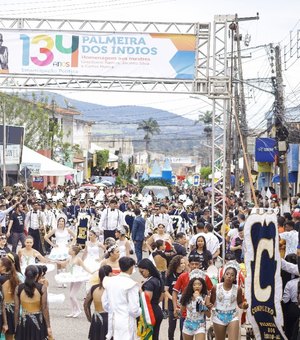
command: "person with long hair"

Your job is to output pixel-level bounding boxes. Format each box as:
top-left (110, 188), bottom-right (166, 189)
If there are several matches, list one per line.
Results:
top-left (189, 236), bottom-right (212, 270)
top-left (84, 265), bottom-right (113, 340)
top-left (6, 253), bottom-right (24, 283)
top-left (14, 265), bottom-right (53, 340)
top-left (138, 258), bottom-right (164, 340)
top-left (0, 256), bottom-right (20, 340)
top-left (55, 245), bottom-right (92, 318)
top-left (18, 236), bottom-right (54, 274)
top-left (180, 276), bottom-right (211, 340)
top-left (165, 255), bottom-right (186, 340)
top-left (210, 264), bottom-right (248, 340)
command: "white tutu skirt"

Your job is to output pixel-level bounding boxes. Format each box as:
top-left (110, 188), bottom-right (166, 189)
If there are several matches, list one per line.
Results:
top-left (55, 269), bottom-right (91, 283)
top-left (48, 245), bottom-right (69, 261)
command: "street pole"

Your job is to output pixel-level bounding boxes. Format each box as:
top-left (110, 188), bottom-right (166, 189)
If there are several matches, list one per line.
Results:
top-left (235, 16), bottom-right (251, 202)
top-left (2, 107), bottom-right (6, 187)
top-left (274, 45), bottom-right (290, 213)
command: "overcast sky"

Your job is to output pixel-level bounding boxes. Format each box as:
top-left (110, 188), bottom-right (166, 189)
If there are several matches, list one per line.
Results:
top-left (0, 0), bottom-right (299, 127)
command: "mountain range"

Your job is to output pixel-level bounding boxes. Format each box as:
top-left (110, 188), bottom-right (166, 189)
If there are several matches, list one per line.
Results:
top-left (31, 91), bottom-right (208, 156)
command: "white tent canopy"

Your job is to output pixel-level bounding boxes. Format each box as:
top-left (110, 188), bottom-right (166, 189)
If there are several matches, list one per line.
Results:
top-left (90, 143), bottom-right (118, 162)
top-left (22, 146), bottom-right (76, 176)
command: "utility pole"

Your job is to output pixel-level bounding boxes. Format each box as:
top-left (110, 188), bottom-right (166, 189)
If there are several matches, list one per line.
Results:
top-left (2, 108), bottom-right (6, 187)
top-left (234, 13), bottom-right (259, 202)
top-left (274, 45), bottom-right (290, 213)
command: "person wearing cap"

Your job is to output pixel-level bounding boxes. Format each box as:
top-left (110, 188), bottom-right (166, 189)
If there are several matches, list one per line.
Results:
top-left (75, 200), bottom-right (92, 249)
top-left (99, 199), bottom-right (126, 241)
top-left (292, 210), bottom-right (300, 232)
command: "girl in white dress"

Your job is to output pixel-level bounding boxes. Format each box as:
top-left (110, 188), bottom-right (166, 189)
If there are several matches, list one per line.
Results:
top-left (55, 245), bottom-right (92, 318)
top-left (17, 236), bottom-right (54, 274)
top-left (45, 216), bottom-right (76, 261)
top-left (115, 227), bottom-right (131, 258)
top-left (82, 229), bottom-right (102, 273)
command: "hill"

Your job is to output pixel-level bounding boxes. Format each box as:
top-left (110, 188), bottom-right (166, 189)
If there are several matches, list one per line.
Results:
top-left (29, 92), bottom-right (207, 155)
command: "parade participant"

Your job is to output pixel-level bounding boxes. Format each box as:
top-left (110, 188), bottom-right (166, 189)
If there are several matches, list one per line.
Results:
top-left (131, 208), bottom-right (146, 264)
top-left (75, 199), bottom-right (92, 249)
top-left (189, 235), bottom-right (212, 270)
top-left (84, 265), bottom-right (113, 340)
top-left (230, 224), bottom-right (244, 263)
top-left (24, 201), bottom-right (46, 255)
top-left (45, 215), bottom-right (76, 262)
top-left (204, 223), bottom-right (220, 260)
top-left (171, 200), bottom-right (192, 234)
top-left (102, 257), bottom-right (141, 340)
top-left (0, 256), bottom-right (20, 340)
top-left (172, 232), bottom-right (188, 257)
top-left (82, 229), bottom-right (102, 273)
top-left (115, 226), bottom-right (131, 258)
top-left (280, 220), bottom-right (298, 257)
top-left (180, 275), bottom-right (211, 340)
top-left (172, 256), bottom-right (213, 340)
top-left (123, 200), bottom-right (136, 233)
top-left (6, 253), bottom-right (24, 283)
top-left (165, 255), bottom-right (186, 340)
top-left (189, 223), bottom-right (206, 251)
top-left (0, 234), bottom-right (10, 258)
top-left (43, 202), bottom-right (57, 254)
top-left (146, 223), bottom-right (173, 253)
top-left (210, 264), bottom-right (247, 340)
top-left (14, 265), bottom-right (53, 340)
top-left (6, 203), bottom-right (26, 253)
top-left (100, 244), bottom-right (121, 275)
top-left (0, 199), bottom-right (20, 234)
top-left (99, 199), bottom-right (126, 241)
top-left (138, 258), bottom-right (164, 340)
top-left (55, 245), bottom-right (92, 318)
top-left (18, 236), bottom-right (53, 274)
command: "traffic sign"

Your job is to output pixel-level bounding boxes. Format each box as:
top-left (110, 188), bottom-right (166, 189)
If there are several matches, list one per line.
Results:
top-left (193, 175), bottom-right (200, 186)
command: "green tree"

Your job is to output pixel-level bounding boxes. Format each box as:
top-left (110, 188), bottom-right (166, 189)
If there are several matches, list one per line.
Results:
top-left (95, 150), bottom-right (109, 170)
top-left (0, 92), bottom-right (50, 150)
top-left (137, 118), bottom-right (161, 163)
top-left (200, 166), bottom-right (212, 181)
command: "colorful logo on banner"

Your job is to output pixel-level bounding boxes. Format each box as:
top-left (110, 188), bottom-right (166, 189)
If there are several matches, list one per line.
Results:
top-left (3, 31), bottom-right (197, 79)
top-left (244, 213), bottom-right (287, 340)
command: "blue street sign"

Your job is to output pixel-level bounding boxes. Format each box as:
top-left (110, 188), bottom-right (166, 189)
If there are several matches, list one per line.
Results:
top-left (171, 175), bottom-right (176, 185)
top-left (194, 175), bottom-right (200, 186)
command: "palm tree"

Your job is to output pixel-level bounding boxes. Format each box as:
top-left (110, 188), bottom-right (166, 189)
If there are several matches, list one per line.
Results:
top-left (137, 118), bottom-right (161, 163)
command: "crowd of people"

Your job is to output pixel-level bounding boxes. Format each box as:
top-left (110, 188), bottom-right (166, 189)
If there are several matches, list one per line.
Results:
top-left (0, 181), bottom-right (298, 339)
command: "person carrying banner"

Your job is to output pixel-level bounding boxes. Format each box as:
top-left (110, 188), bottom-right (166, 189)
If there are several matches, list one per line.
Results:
top-left (210, 263), bottom-right (248, 340)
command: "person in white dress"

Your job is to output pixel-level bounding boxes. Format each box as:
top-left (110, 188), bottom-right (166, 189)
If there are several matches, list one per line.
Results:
top-left (55, 245), bottom-right (92, 318)
top-left (44, 215), bottom-right (76, 286)
top-left (17, 236), bottom-right (55, 274)
top-left (115, 227), bottom-right (131, 258)
top-left (82, 229), bottom-right (102, 273)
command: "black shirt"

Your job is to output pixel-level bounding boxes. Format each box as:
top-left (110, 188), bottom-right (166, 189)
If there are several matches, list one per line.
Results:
top-left (165, 272), bottom-right (181, 310)
top-left (173, 242), bottom-right (187, 257)
top-left (189, 248), bottom-right (212, 270)
top-left (9, 212), bottom-right (25, 233)
top-left (142, 276), bottom-right (162, 306)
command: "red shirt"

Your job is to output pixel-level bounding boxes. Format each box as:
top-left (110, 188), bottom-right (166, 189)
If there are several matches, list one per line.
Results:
top-left (173, 272), bottom-right (213, 318)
